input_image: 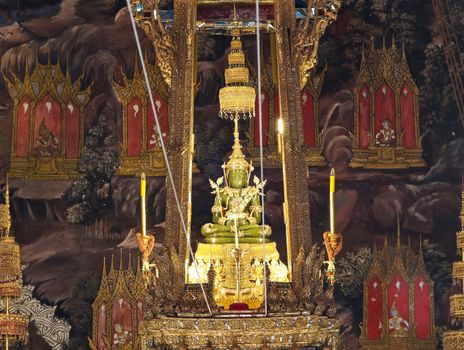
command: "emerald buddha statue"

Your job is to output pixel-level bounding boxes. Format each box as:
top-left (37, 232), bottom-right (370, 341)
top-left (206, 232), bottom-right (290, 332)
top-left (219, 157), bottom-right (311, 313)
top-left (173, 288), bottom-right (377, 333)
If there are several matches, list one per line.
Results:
top-left (201, 118), bottom-right (271, 244)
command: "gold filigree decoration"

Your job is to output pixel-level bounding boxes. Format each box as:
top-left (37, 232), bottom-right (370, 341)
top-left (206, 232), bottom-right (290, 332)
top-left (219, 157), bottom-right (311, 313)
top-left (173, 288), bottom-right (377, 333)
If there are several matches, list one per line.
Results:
top-left (131, 0), bottom-right (176, 87)
top-left (292, 0), bottom-right (340, 89)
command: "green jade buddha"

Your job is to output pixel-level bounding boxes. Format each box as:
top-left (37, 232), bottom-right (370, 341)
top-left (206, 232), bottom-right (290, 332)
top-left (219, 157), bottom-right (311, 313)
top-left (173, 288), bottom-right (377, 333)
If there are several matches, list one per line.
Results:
top-left (201, 118), bottom-right (271, 244)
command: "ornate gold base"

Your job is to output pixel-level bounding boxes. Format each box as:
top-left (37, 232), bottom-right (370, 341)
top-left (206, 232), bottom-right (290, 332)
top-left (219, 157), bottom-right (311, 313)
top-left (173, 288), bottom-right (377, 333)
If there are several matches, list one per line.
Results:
top-left (443, 330), bottom-right (464, 350)
top-left (118, 152), bottom-right (166, 176)
top-left (140, 314), bottom-right (339, 350)
top-left (188, 242), bottom-right (288, 310)
top-left (9, 156), bottom-right (80, 180)
top-left (350, 147), bottom-right (424, 169)
top-left (118, 151), bottom-right (199, 176)
top-left (248, 146), bottom-right (326, 167)
top-left (359, 337), bottom-right (436, 350)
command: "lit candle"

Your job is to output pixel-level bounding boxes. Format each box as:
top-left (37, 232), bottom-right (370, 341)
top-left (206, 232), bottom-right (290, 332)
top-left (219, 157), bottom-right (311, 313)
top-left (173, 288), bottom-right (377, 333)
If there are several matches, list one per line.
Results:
top-left (277, 118), bottom-right (284, 154)
top-left (141, 172), bottom-right (147, 237)
top-left (329, 168), bottom-right (335, 234)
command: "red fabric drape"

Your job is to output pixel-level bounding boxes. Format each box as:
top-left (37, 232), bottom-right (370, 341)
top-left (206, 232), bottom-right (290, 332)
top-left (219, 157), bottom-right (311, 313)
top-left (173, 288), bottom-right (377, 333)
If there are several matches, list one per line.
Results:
top-left (387, 274), bottom-right (409, 335)
top-left (16, 96), bottom-right (31, 157)
top-left (65, 101), bottom-right (80, 158)
top-left (127, 97), bottom-right (143, 156)
top-left (147, 94), bottom-right (169, 150)
top-left (97, 302), bottom-right (106, 350)
top-left (34, 95), bottom-right (61, 154)
top-left (111, 299), bottom-right (133, 345)
top-left (359, 86), bottom-right (370, 149)
top-left (400, 84), bottom-right (416, 149)
top-left (374, 83), bottom-right (396, 133)
top-left (301, 90), bottom-right (315, 146)
top-left (414, 276), bottom-right (431, 340)
top-left (254, 92), bottom-right (269, 146)
top-left (367, 274), bottom-right (383, 340)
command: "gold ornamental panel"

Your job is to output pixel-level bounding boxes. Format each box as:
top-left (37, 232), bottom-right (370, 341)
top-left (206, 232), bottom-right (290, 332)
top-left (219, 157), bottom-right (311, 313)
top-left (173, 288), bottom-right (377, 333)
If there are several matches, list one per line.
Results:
top-left (452, 261), bottom-right (464, 280)
top-left (224, 67), bottom-right (250, 85)
top-left (228, 52), bottom-right (246, 66)
top-left (140, 315), bottom-right (339, 350)
top-left (0, 280), bottom-right (21, 299)
top-left (0, 237), bottom-right (20, 283)
top-left (443, 330), bottom-right (464, 350)
top-left (219, 86), bottom-right (256, 115)
top-left (450, 294), bottom-right (464, 319)
top-left (0, 313), bottom-right (28, 341)
top-left (456, 231), bottom-right (464, 250)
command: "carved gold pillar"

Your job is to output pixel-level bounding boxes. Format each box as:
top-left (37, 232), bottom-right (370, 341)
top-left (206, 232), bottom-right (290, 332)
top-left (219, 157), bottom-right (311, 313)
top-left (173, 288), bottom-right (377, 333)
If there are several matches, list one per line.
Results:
top-left (274, 0), bottom-right (312, 264)
top-left (164, 0), bottom-right (196, 275)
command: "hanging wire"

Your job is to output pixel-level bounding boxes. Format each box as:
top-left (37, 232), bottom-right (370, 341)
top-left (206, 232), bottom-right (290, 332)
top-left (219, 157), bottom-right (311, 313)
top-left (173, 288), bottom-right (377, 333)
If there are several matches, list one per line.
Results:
top-left (254, 0), bottom-right (268, 316)
top-left (125, 0), bottom-right (212, 315)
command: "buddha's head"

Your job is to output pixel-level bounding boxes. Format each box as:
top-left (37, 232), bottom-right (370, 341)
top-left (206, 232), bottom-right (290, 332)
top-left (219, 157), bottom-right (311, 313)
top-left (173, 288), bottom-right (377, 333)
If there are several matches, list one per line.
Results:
top-left (227, 169), bottom-right (248, 189)
top-left (223, 140), bottom-right (253, 189)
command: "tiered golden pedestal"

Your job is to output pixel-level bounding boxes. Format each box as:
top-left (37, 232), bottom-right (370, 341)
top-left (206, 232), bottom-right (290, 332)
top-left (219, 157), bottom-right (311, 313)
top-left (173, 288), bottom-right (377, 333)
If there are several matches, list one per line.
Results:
top-left (443, 228), bottom-right (464, 349)
top-left (0, 236), bottom-right (29, 348)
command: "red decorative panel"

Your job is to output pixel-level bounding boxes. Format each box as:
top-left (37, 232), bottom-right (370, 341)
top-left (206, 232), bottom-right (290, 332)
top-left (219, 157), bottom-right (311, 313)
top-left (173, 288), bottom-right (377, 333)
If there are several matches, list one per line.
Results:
top-left (16, 96), bottom-right (31, 157)
top-left (367, 274), bottom-right (383, 340)
top-left (374, 82), bottom-right (396, 134)
top-left (254, 92), bottom-right (269, 146)
top-left (359, 86), bottom-right (370, 149)
top-left (147, 94), bottom-right (169, 150)
top-left (111, 298), bottom-right (133, 347)
top-left (387, 274), bottom-right (409, 336)
top-left (127, 97), bottom-right (143, 156)
top-left (301, 90), bottom-right (315, 146)
top-left (34, 95), bottom-right (61, 156)
top-left (97, 302), bottom-right (106, 350)
top-left (414, 276), bottom-right (431, 340)
top-left (400, 84), bottom-right (416, 149)
top-left (65, 101), bottom-right (80, 158)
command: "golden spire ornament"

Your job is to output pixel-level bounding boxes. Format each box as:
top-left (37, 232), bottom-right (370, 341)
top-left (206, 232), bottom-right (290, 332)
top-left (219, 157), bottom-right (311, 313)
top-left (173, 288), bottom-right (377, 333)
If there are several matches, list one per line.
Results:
top-left (218, 7), bottom-right (256, 120)
top-left (0, 180), bottom-right (29, 349)
top-left (443, 177), bottom-right (464, 348)
top-left (323, 169), bottom-right (343, 285)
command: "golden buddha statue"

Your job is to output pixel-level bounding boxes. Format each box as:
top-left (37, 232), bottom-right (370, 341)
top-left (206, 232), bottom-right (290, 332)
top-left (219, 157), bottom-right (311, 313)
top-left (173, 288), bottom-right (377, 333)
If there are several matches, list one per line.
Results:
top-left (201, 118), bottom-right (271, 245)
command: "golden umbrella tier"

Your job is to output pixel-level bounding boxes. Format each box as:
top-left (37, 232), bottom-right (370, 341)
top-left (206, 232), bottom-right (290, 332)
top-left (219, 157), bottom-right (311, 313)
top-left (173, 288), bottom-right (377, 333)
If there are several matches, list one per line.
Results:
top-left (0, 237), bottom-right (20, 286)
top-left (0, 313), bottom-right (28, 341)
top-left (218, 29), bottom-right (256, 119)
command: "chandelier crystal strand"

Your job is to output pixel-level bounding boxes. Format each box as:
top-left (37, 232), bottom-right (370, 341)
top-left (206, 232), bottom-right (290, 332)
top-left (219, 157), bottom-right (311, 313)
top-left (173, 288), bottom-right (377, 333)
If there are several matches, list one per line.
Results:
top-left (255, 0), bottom-right (268, 316)
top-left (125, 0), bottom-right (212, 315)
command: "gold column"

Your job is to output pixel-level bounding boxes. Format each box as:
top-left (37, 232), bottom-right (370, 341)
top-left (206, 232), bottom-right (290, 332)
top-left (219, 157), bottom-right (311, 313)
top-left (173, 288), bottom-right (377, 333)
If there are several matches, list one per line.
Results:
top-left (274, 0), bottom-right (312, 265)
top-left (164, 0), bottom-right (197, 275)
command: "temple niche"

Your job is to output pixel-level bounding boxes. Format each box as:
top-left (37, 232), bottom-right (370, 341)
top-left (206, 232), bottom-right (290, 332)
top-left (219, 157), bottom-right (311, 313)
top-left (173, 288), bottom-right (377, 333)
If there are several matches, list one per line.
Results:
top-left (245, 35), bottom-right (325, 167)
top-left (351, 40), bottom-right (424, 169)
top-left (89, 255), bottom-right (147, 350)
top-left (360, 235), bottom-right (435, 350)
top-left (5, 57), bottom-right (91, 179)
top-left (114, 56), bottom-right (169, 176)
